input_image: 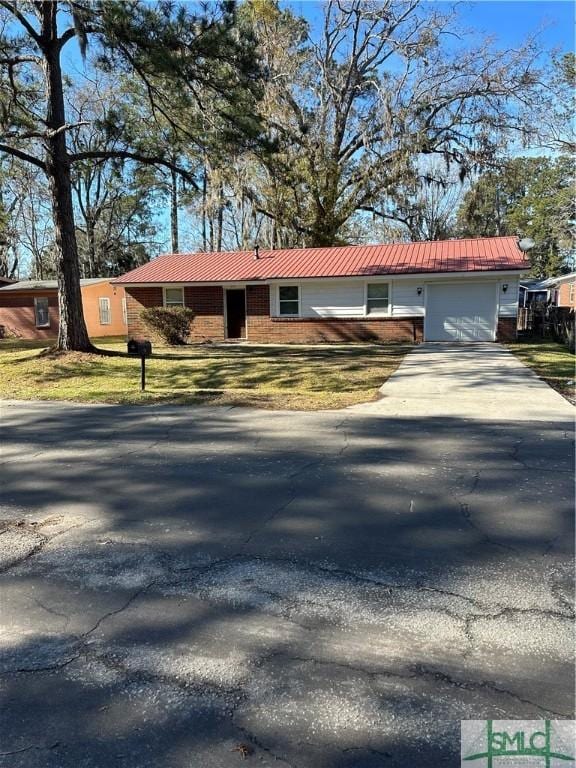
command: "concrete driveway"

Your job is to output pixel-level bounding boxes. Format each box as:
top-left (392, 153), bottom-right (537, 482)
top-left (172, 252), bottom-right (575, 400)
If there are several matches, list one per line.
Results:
top-left (352, 342), bottom-right (575, 420)
top-left (0, 344), bottom-right (574, 767)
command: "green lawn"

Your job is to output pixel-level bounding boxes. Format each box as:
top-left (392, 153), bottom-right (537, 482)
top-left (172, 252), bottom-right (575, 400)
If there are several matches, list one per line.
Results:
top-left (0, 338), bottom-right (409, 410)
top-left (507, 339), bottom-right (575, 403)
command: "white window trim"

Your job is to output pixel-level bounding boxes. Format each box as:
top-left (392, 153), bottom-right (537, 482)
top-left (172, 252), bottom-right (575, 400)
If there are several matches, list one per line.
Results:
top-left (163, 286), bottom-right (185, 308)
top-left (277, 284), bottom-right (301, 317)
top-left (98, 297), bottom-right (111, 325)
top-left (364, 281), bottom-right (391, 317)
top-left (121, 296), bottom-right (127, 326)
top-left (34, 296), bottom-right (50, 328)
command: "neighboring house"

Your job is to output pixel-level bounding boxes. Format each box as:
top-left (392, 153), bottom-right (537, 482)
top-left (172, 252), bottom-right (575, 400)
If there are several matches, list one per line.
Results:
top-left (0, 277), bottom-right (15, 286)
top-left (548, 272), bottom-right (576, 308)
top-left (520, 272), bottom-right (576, 309)
top-left (113, 236), bottom-right (528, 344)
top-left (519, 280), bottom-right (550, 308)
top-left (0, 278), bottom-right (127, 339)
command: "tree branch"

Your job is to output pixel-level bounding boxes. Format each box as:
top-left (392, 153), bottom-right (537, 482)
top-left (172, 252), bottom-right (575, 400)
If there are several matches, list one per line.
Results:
top-left (359, 205), bottom-right (412, 230)
top-left (68, 150), bottom-right (199, 189)
top-left (0, 143), bottom-right (46, 171)
top-left (0, 1), bottom-right (41, 44)
top-left (2, 122), bottom-right (90, 142)
top-left (58, 27), bottom-right (78, 48)
top-left (0, 54), bottom-right (42, 66)
top-left (58, 24), bottom-right (95, 50)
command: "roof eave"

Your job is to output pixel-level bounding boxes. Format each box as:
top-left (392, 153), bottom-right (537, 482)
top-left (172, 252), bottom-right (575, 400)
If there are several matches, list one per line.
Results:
top-left (116, 266), bottom-right (528, 288)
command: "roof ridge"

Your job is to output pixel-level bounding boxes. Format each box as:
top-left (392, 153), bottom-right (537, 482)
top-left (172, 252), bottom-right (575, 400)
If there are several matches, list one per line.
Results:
top-left (154, 236), bottom-right (519, 261)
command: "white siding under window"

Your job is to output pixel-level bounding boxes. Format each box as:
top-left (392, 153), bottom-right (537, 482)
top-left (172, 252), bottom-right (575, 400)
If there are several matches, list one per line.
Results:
top-left (273, 280), bottom-right (428, 317)
top-left (300, 281), bottom-right (365, 318)
top-left (269, 277), bottom-right (515, 319)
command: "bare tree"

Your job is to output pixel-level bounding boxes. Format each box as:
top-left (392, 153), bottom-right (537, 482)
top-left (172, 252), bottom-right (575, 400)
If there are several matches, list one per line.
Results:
top-left (246, 0), bottom-right (544, 246)
top-left (384, 163), bottom-right (464, 241)
top-left (0, 160), bottom-right (55, 278)
top-left (528, 52), bottom-right (575, 154)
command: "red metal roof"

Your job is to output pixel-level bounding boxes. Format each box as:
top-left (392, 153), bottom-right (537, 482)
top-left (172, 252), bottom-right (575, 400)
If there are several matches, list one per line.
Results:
top-left (114, 237), bottom-right (528, 284)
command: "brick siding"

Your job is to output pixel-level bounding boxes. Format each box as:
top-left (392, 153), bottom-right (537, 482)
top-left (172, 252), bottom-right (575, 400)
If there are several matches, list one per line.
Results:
top-left (125, 287), bottom-right (163, 339)
top-left (496, 316), bottom-right (518, 342)
top-left (0, 290), bottom-right (58, 339)
top-left (126, 285), bottom-right (226, 341)
top-left (0, 283), bottom-right (126, 340)
top-left (258, 285), bottom-right (425, 342)
top-left (185, 286), bottom-right (224, 340)
top-left (245, 285), bottom-right (423, 342)
top-left (126, 284), bottom-right (517, 345)
top-left (557, 281), bottom-right (576, 308)
top-left (126, 283), bottom-right (423, 344)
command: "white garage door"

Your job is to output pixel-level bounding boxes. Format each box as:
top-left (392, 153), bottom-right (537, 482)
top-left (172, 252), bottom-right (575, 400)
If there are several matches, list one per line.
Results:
top-left (425, 283), bottom-right (497, 342)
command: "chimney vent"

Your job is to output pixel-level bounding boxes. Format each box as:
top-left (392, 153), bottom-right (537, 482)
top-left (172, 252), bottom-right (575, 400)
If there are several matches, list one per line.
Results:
top-left (254, 243), bottom-right (260, 260)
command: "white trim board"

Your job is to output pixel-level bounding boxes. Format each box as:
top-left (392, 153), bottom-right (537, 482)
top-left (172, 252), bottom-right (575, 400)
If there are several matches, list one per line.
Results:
top-left (117, 269), bottom-right (526, 289)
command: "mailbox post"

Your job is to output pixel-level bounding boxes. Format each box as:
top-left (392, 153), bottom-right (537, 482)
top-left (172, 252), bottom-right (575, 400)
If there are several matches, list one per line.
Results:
top-left (127, 339), bottom-right (152, 391)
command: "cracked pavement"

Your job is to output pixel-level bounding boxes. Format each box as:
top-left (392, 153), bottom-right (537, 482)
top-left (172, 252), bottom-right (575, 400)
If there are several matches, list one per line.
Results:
top-left (0, 345), bottom-right (574, 767)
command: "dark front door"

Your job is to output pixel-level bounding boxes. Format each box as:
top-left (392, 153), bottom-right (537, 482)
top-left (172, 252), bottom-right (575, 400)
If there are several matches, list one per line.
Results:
top-left (226, 289), bottom-right (246, 339)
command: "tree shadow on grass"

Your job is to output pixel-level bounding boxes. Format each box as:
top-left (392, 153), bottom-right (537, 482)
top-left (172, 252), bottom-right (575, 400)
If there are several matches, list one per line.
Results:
top-left (8, 344), bottom-right (408, 405)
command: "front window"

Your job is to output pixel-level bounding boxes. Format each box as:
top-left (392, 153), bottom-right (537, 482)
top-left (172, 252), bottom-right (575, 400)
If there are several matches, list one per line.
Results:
top-left (34, 297), bottom-right (50, 328)
top-left (569, 284), bottom-right (575, 304)
top-left (98, 297), bottom-right (111, 325)
top-left (164, 287), bottom-right (184, 307)
top-left (366, 283), bottom-right (389, 314)
top-left (279, 286), bottom-right (299, 316)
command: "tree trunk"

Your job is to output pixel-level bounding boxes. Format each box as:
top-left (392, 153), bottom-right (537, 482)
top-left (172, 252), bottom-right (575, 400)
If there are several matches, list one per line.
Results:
top-left (86, 216), bottom-right (97, 278)
top-left (41, 2), bottom-right (92, 352)
top-left (201, 162), bottom-right (208, 251)
top-left (170, 166), bottom-right (179, 252)
top-left (308, 212), bottom-right (340, 248)
top-left (216, 182), bottom-right (223, 252)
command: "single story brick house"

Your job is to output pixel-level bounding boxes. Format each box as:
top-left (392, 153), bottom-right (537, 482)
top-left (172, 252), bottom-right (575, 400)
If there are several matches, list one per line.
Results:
top-left (113, 236), bottom-right (528, 344)
top-left (0, 278), bottom-right (127, 339)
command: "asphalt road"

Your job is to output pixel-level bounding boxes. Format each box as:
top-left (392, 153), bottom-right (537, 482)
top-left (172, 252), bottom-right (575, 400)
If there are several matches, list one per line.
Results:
top-left (0, 349), bottom-right (574, 767)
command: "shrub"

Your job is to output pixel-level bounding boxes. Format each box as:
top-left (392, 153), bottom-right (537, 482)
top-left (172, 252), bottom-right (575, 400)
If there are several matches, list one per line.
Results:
top-left (141, 306), bottom-right (195, 345)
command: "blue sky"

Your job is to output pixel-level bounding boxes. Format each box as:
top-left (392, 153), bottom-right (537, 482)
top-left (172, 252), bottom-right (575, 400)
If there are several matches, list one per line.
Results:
top-left (452, 1), bottom-right (574, 49)
top-left (60, 1), bottom-right (574, 257)
top-left (287, 0), bottom-right (574, 51)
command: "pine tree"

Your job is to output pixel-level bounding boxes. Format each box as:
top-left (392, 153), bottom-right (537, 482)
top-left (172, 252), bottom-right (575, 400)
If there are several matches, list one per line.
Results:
top-left (0, 0), bottom-right (262, 349)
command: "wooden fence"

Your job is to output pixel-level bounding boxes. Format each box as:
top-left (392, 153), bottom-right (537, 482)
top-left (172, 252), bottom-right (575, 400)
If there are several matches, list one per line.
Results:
top-left (518, 305), bottom-right (575, 351)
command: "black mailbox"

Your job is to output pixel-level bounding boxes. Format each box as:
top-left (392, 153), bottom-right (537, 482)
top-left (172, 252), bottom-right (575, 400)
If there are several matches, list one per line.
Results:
top-left (127, 339), bottom-right (152, 357)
